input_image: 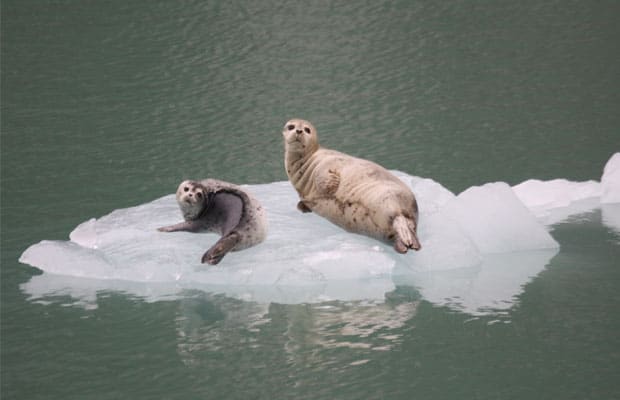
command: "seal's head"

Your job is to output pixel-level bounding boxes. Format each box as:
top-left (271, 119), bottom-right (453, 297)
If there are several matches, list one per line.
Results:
top-left (176, 180), bottom-right (208, 220)
top-left (282, 119), bottom-right (319, 155)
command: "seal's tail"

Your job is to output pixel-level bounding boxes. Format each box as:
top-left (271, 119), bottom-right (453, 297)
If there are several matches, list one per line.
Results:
top-left (392, 215), bottom-right (421, 253)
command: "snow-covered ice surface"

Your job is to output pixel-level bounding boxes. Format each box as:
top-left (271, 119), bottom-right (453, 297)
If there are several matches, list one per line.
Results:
top-left (19, 153), bottom-right (620, 315)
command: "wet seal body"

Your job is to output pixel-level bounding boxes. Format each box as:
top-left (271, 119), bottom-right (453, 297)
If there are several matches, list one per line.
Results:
top-left (158, 179), bottom-right (267, 264)
top-left (282, 118), bottom-right (421, 253)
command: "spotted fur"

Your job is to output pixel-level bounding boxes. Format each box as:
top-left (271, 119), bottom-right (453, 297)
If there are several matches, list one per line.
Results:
top-left (283, 118), bottom-right (421, 253)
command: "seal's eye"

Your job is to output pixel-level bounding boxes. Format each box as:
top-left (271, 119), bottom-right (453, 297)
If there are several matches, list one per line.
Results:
top-left (304, 127), bottom-right (311, 134)
top-left (184, 187), bottom-right (189, 192)
top-left (196, 192), bottom-right (202, 198)
top-left (287, 124), bottom-right (295, 131)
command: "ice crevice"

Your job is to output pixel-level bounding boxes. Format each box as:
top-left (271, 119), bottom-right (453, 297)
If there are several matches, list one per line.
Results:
top-left (19, 153), bottom-right (620, 313)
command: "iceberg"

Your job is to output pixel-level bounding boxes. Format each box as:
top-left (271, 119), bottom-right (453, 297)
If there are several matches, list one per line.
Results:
top-left (18, 153), bottom-right (620, 314)
top-left (601, 152), bottom-right (620, 204)
top-left (442, 182), bottom-right (559, 253)
top-left (512, 179), bottom-right (602, 225)
top-left (601, 153), bottom-right (620, 236)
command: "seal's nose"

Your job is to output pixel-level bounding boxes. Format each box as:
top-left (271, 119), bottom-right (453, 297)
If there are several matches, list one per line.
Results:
top-left (296, 129), bottom-right (302, 134)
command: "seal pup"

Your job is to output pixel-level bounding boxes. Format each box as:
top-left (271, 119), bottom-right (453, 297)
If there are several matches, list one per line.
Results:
top-left (158, 179), bottom-right (267, 264)
top-left (282, 118), bottom-right (421, 253)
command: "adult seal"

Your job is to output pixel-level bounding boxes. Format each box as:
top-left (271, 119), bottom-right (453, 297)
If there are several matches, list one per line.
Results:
top-left (158, 179), bottom-right (267, 264)
top-left (282, 118), bottom-right (421, 253)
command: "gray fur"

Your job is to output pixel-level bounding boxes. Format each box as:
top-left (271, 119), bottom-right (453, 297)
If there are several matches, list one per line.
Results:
top-left (158, 179), bottom-right (267, 265)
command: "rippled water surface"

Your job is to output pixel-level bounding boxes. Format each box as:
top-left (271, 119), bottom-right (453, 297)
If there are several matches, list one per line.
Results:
top-left (2, 1), bottom-right (620, 399)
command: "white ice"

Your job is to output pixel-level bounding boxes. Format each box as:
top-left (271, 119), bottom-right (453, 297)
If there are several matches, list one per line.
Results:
top-left (602, 153), bottom-right (620, 204)
top-left (512, 179), bottom-right (602, 225)
top-left (19, 153), bottom-right (620, 314)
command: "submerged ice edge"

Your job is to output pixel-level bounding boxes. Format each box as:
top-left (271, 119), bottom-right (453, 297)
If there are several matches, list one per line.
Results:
top-left (17, 153), bottom-right (620, 312)
top-left (21, 248), bottom-right (559, 315)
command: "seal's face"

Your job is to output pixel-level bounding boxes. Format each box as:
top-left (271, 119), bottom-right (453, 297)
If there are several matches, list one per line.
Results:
top-left (282, 119), bottom-right (318, 154)
top-left (176, 180), bottom-right (207, 220)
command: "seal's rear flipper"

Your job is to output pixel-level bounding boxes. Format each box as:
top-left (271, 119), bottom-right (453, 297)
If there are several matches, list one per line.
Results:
top-left (202, 232), bottom-right (241, 265)
top-left (393, 215), bottom-right (421, 253)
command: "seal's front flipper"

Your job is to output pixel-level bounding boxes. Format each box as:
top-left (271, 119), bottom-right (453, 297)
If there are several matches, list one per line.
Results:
top-left (297, 200), bottom-right (313, 213)
top-left (316, 168), bottom-right (340, 195)
top-left (157, 220), bottom-right (202, 233)
top-left (202, 232), bottom-right (241, 265)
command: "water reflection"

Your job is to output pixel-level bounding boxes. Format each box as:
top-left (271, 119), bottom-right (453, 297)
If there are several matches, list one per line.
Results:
top-left (173, 288), bottom-right (419, 369)
top-left (393, 249), bottom-right (558, 315)
top-left (175, 293), bottom-right (271, 367)
top-left (281, 298), bottom-right (418, 354)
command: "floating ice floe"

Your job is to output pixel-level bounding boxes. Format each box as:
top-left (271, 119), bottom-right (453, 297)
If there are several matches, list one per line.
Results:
top-left (19, 153), bottom-right (620, 314)
top-left (602, 153), bottom-right (620, 204)
top-left (512, 179), bottom-right (602, 225)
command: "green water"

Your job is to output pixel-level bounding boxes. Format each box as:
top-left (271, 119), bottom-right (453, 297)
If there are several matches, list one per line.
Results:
top-left (2, 1), bottom-right (620, 399)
